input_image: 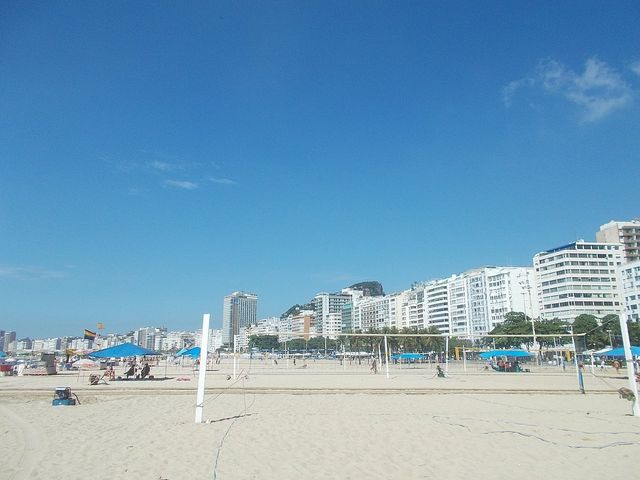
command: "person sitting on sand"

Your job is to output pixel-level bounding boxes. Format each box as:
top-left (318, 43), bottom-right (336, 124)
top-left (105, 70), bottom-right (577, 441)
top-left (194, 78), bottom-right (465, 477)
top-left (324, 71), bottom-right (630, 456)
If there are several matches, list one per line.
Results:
top-left (141, 362), bottom-right (151, 379)
top-left (124, 364), bottom-right (136, 379)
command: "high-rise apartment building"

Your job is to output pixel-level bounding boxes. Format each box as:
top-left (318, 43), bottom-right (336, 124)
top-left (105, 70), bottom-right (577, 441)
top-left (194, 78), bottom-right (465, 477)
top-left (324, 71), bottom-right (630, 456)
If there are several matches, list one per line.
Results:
top-left (533, 241), bottom-right (624, 323)
top-left (405, 267), bottom-right (535, 336)
top-left (596, 219), bottom-right (640, 263)
top-left (222, 291), bottom-right (258, 348)
top-left (620, 260), bottom-right (640, 322)
top-left (2, 331), bottom-right (16, 353)
top-left (351, 293), bottom-right (403, 332)
top-left (311, 292), bottom-right (352, 335)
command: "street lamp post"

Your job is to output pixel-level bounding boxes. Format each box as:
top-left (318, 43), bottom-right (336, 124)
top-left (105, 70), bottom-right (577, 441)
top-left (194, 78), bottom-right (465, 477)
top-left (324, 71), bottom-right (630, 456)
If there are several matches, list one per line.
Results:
top-left (520, 277), bottom-right (539, 364)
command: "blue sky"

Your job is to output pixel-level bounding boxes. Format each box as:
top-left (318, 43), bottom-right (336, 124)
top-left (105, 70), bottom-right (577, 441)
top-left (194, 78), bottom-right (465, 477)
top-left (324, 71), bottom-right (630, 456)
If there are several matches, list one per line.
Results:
top-left (1, 1), bottom-right (639, 338)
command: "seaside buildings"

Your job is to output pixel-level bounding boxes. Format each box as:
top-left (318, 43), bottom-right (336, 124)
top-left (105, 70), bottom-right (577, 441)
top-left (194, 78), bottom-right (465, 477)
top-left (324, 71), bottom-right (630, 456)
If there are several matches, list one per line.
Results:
top-left (533, 241), bottom-right (624, 323)
top-left (222, 291), bottom-right (258, 349)
top-left (596, 219), bottom-right (640, 263)
top-left (342, 266), bottom-right (536, 336)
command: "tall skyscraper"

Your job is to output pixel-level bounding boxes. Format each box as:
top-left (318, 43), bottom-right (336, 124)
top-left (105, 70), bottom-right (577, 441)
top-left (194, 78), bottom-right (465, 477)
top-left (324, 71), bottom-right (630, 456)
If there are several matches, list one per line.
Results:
top-left (222, 291), bottom-right (258, 349)
top-left (596, 219), bottom-right (640, 263)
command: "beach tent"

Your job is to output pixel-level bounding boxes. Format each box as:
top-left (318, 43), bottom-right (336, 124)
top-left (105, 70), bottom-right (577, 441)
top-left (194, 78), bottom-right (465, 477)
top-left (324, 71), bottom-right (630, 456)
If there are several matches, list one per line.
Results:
top-left (177, 347), bottom-right (200, 358)
top-left (600, 346), bottom-right (640, 357)
top-left (479, 349), bottom-right (533, 359)
top-left (593, 347), bottom-right (613, 355)
top-left (89, 343), bottom-right (158, 358)
top-left (391, 353), bottom-right (425, 360)
top-left (72, 358), bottom-right (99, 369)
top-left (0, 351), bottom-right (6, 358)
top-left (175, 347), bottom-right (188, 356)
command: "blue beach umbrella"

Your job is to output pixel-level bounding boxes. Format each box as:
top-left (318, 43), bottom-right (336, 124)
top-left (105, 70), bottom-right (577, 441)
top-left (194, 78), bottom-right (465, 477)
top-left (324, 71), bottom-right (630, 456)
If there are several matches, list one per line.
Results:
top-left (479, 349), bottom-right (533, 359)
top-left (177, 347), bottom-right (201, 358)
top-left (89, 343), bottom-right (158, 358)
top-left (391, 353), bottom-right (425, 360)
top-left (601, 346), bottom-right (640, 357)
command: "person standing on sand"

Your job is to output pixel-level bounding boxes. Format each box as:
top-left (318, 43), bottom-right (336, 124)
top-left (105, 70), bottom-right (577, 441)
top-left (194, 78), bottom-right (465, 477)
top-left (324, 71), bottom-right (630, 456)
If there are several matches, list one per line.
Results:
top-left (613, 359), bottom-right (621, 374)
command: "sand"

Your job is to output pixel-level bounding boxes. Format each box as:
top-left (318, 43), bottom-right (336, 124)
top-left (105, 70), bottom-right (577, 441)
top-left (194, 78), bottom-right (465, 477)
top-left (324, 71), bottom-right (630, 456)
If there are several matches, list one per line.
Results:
top-left (1, 359), bottom-right (639, 479)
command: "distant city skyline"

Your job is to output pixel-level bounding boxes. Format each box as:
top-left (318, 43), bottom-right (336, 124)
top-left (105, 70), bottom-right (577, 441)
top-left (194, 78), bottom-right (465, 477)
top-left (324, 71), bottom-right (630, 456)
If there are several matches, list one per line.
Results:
top-left (2, 2), bottom-right (639, 337)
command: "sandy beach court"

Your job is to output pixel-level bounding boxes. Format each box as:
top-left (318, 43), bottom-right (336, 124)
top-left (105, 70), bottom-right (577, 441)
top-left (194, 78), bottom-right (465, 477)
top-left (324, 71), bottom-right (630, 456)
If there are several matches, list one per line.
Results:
top-left (2, 361), bottom-right (639, 479)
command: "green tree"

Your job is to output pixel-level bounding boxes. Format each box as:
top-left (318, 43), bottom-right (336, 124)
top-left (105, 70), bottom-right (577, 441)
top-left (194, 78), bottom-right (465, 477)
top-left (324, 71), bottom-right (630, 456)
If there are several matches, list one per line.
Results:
top-left (534, 319), bottom-right (568, 349)
top-left (250, 335), bottom-right (279, 350)
top-left (488, 311), bottom-right (535, 348)
top-left (572, 314), bottom-right (608, 350)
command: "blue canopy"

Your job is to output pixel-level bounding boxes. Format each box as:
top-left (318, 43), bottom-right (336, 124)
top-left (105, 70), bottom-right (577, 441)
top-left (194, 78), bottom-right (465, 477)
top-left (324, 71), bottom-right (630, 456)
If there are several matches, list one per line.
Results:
top-left (600, 346), bottom-right (640, 357)
top-left (0, 351), bottom-right (6, 358)
top-left (89, 343), bottom-right (158, 358)
top-left (175, 347), bottom-right (187, 356)
top-left (177, 346), bottom-right (200, 358)
top-left (479, 349), bottom-right (533, 359)
top-left (391, 353), bottom-right (425, 360)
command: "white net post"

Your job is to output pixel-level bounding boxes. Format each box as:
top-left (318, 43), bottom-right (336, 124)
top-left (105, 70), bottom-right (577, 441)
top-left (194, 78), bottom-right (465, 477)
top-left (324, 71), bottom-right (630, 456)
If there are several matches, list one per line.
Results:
top-left (233, 335), bottom-right (238, 380)
top-left (618, 314), bottom-right (640, 416)
top-left (445, 336), bottom-right (449, 375)
top-left (384, 335), bottom-right (389, 379)
top-left (195, 313), bottom-right (210, 424)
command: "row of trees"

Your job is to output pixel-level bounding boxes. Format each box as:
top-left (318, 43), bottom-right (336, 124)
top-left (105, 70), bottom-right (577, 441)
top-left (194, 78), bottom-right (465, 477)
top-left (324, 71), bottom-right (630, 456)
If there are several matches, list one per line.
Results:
top-left (488, 312), bottom-right (640, 350)
top-left (250, 312), bottom-right (640, 353)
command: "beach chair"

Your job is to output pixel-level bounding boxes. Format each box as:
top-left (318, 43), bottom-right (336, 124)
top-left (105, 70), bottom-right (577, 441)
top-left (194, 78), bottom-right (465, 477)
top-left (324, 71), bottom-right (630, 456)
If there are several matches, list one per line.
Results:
top-left (89, 373), bottom-right (109, 385)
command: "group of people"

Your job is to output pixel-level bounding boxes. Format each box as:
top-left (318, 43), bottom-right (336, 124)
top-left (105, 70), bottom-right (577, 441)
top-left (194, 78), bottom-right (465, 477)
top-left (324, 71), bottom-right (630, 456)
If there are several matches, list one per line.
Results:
top-left (122, 361), bottom-right (152, 380)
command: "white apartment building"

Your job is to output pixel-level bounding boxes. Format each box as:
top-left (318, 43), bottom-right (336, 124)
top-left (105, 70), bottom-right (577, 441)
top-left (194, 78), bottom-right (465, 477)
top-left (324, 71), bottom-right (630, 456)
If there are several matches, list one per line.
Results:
top-left (404, 267), bottom-right (536, 336)
top-left (279, 310), bottom-right (315, 342)
top-left (597, 219), bottom-right (640, 263)
top-left (352, 293), bottom-right (403, 331)
top-left (620, 259), bottom-right (640, 322)
top-left (222, 291), bottom-right (258, 348)
top-left (311, 292), bottom-right (353, 335)
top-left (401, 288), bottom-right (426, 330)
top-left (161, 331), bottom-right (195, 352)
top-left (323, 312), bottom-right (343, 339)
top-left (31, 338), bottom-right (62, 352)
top-left (534, 241), bottom-right (624, 323)
top-left (251, 317), bottom-right (281, 336)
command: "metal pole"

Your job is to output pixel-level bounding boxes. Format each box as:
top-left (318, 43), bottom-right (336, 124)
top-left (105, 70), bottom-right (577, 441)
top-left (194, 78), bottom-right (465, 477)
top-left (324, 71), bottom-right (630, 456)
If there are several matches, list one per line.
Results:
top-left (233, 335), bottom-right (238, 380)
top-left (195, 313), bottom-right (210, 423)
top-left (445, 336), bottom-right (449, 376)
top-left (463, 345), bottom-right (467, 373)
top-left (570, 326), bottom-right (584, 394)
top-left (384, 335), bottom-right (389, 379)
top-left (377, 341), bottom-right (382, 374)
top-left (618, 314), bottom-right (640, 416)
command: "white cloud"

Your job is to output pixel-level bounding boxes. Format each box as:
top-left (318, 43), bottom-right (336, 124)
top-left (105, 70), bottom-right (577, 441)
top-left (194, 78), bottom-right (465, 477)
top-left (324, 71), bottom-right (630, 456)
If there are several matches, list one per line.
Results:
top-left (0, 266), bottom-right (68, 280)
top-left (631, 61), bottom-right (640, 77)
top-left (209, 177), bottom-right (237, 185)
top-left (504, 57), bottom-right (634, 122)
top-left (148, 160), bottom-right (181, 172)
top-left (164, 180), bottom-right (198, 190)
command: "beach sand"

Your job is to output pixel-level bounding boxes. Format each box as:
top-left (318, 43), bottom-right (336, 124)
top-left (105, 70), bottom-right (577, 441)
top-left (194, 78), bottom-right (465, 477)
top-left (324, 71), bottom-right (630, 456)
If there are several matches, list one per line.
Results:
top-left (1, 359), bottom-right (639, 479)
